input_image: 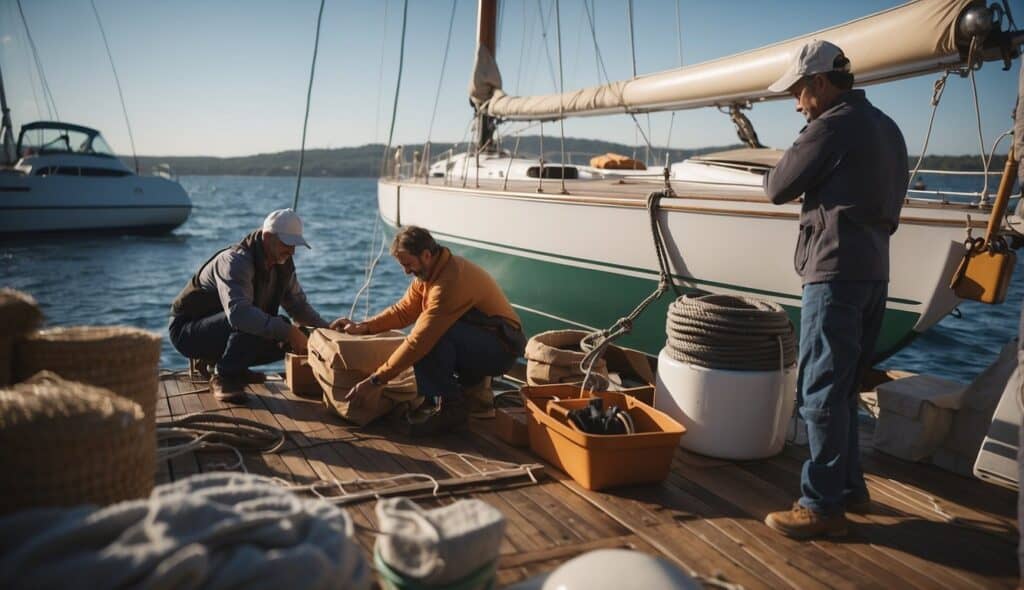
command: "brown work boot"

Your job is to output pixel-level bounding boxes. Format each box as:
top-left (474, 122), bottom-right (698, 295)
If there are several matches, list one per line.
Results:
top-left (764, 502), bottom-right (848, 539)
top-left (209, 375), bottom-right (248, 403)
top-left (400, 396), bottom-right (469, 437)
top-left (465, 377), bottom-right (495, 419)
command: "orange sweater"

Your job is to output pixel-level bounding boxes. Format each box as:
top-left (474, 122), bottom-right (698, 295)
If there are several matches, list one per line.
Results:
top-left (366, 248), bottom-right (521, 382)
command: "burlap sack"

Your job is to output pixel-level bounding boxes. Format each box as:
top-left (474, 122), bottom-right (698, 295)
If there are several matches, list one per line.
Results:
top-left (308, 329), bottom-right (418, 426)
top-left (525, 330), bottom-right (608, 386)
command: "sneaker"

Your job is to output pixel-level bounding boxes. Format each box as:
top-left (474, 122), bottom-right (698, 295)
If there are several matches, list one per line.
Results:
top-left (209, 375), bottom-right (248, 403)
top-left (400, 396), bottom-right (469, 437)
top-left (465, 377), bottom-right (496, 419)
top-left (764, 502), bottom-right (848, 539)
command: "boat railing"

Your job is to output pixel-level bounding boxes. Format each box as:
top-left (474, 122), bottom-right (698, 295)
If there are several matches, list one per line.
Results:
top-left (905, 169), bottom-right (1019, 206)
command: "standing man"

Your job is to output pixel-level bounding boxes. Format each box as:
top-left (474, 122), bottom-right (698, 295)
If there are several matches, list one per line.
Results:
top-left (761, 40), bottom-right (908, 539)
top-left (169, 209), bottom-right (345, 402)
top-left (338, 226), bottom-right (525, 436)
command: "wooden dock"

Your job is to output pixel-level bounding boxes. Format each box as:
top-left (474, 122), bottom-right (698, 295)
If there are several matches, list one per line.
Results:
top-left (156, 371), bottom-right (1019, 589)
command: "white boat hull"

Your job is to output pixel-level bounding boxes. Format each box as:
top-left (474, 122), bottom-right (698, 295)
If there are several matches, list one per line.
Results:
top-left (378, 178), bottom-right (972, 358)
top-left (0, 174), bottom-right (192, 235)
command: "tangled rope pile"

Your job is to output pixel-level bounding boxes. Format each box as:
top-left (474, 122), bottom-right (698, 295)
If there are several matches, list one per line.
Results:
top-left (664, 294), bottom-right (796, 371)
top-left (157, 413), bottom-right (286, 472)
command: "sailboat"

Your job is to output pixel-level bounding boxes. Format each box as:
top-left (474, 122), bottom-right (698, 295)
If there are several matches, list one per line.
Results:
top-left (0, 51), bottom-right (191, 237)
top-left (377, 0), bottom-right (1023, 359)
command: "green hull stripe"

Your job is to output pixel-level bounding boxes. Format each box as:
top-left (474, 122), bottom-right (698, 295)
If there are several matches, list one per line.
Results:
top-left (410, 231), bottom-right (922, 358)
top-left (426, 228), bottom-right (920, 307)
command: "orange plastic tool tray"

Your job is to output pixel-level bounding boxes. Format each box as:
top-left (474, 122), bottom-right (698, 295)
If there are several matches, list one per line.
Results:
top-left (521, 384), bottom-right (685, 490)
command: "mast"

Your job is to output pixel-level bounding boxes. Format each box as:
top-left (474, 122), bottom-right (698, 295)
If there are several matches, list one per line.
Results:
top-left (475, 0), bottom-right (498, 152)
top-left (0, 62), bottom-right (15, 165)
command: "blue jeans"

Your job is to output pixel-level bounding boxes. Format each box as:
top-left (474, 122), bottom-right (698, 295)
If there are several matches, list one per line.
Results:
top-left (168, 313), bottom-right (284, 379)
top-left (797, 281), bottom-right (887, 515)
top-left (414, 317), bottom-right (519, 401)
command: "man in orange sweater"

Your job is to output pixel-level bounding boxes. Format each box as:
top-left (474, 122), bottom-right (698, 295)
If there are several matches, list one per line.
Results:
top-left (337, 226), bottom-right (525, 435)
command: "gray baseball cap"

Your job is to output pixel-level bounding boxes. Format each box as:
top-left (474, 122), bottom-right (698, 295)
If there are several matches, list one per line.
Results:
top-left (769, 40), bottom-right (849, 93)
top-left (262, 208), bottom-right (311, 249)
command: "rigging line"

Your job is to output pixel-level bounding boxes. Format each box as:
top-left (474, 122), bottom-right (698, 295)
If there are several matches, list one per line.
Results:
top-left (625, 0), bottom-right (651, 164)
top-left (968, 60), bottom-right (990, 202)
top-left (16, 0), bottom-right (58, 120)
top-left (512, 0), bottom-right (529, 95)
top-left (665, 0), bottom-right (683, 162)
top-left (381, 0), bottom-right (410, 179)
top-left (568, 0), bottom-right (587, 90)
top-left (535, 0), bottom-right (560, 91)
top-left (373, 0), bottom-right (391, 144)
top-left (292, 0), bottom-right (327, 211)
top-left (582, 0), bottom-right (610, 84)
top-left (554, 0), bottom-right (567, 194)
top-left (625, 0), bottom-right (638, 78)
top-left (426, 0), bottom-right (458, 143)
top-left (90, 0), bottom-right (139, 174)
top-left (582, 0), bottom-right (653, 158)
top-left (12, 7), bottom-right (45, 125)
top-left (907, 71), bottom-right (949, 195)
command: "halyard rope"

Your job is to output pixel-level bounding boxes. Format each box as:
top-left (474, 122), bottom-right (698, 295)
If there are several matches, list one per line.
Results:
top-left (579, 191), bottom-right (679, 392)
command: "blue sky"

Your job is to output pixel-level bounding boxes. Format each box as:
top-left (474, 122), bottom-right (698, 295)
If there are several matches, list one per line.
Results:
top-left (0, 0), bottom-right (1018, 158)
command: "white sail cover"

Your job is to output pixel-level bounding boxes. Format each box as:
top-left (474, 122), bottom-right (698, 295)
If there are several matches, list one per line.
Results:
top-left (476, 0), bottom-right (973, 120)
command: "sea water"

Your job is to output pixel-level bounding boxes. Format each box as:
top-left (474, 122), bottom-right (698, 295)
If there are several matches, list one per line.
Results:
top-left (0, 175), bottom-right (1020, 383)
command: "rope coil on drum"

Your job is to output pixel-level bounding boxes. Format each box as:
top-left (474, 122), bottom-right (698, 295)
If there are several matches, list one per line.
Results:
top-left (664, 294), bottom-right (797, 371)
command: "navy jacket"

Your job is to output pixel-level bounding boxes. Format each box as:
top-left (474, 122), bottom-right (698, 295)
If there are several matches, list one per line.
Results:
top-left (764, 90), bottom-right (908, 284)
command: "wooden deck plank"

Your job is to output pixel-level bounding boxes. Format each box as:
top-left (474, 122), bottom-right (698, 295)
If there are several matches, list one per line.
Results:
top-left (155, 373), bottom-right (1020, 589)
top-left (161, 374), bottom-right (201, 479)
top-left (766, 445), bottom-right (1017, 587)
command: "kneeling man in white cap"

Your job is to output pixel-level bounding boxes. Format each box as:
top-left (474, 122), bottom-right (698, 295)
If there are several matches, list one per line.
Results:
top-left (168, 209), bottom-right (346, 401)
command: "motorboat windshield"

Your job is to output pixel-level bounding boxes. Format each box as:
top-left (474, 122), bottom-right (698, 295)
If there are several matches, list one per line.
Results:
top-left (16, 121), bottom-right (116, 158)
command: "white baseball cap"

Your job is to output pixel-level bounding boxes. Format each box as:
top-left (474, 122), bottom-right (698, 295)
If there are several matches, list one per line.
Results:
top-left (262, 208), bottom-right (310, 249)
top-left (768, 40), bottom-right (850, 93)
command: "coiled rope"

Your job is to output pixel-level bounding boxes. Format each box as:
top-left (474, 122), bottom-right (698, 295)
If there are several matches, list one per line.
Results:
top-left (664, 294), bottom-right (796, 371)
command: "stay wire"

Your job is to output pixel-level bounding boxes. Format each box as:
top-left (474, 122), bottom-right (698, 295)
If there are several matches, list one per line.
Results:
top-left (372, 1), bottom-right (391, 144)
top-left (554, 0), bottom-right (567, 194)
top-left (292, 0), bottom-right (327, 212)
top-left (16, 0), bottom-right (58, 121)
top-left (426, 0), bottom-right (458, 143)
top-left (90, 0), bottom-right (139, 174)
top-left (581, 0), bottom-right (653, 158)
top-left (380, 0), bottom-right (410, 178)
top-left (665, 0), bottom-right (683, 163)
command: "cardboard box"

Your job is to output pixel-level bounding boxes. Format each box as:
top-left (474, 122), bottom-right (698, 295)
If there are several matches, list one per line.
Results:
top-left (285, 353), bottom-right (321, 398)
top-left (496, 407), bottom-right (529, 447)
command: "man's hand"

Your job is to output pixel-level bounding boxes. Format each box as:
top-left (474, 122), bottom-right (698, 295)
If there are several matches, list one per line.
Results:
top-left (286, 324), bottom-right (309, 354)
top-left (345, 375), bottom-right (383, 405)
top-left (329, 317), bottom-right (354, 331)
top-left (343, 321), bottom-right (370, 335)
top-left (328, 317), bottom-right (371, 335)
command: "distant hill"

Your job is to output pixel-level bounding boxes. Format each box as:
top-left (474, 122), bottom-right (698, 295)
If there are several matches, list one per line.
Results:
top-left (131, 136), bottom-right (1007, 178)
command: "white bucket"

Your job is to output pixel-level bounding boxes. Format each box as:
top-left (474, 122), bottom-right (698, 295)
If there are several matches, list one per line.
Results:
top-left (655, 348), bottom-right (797, 460)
